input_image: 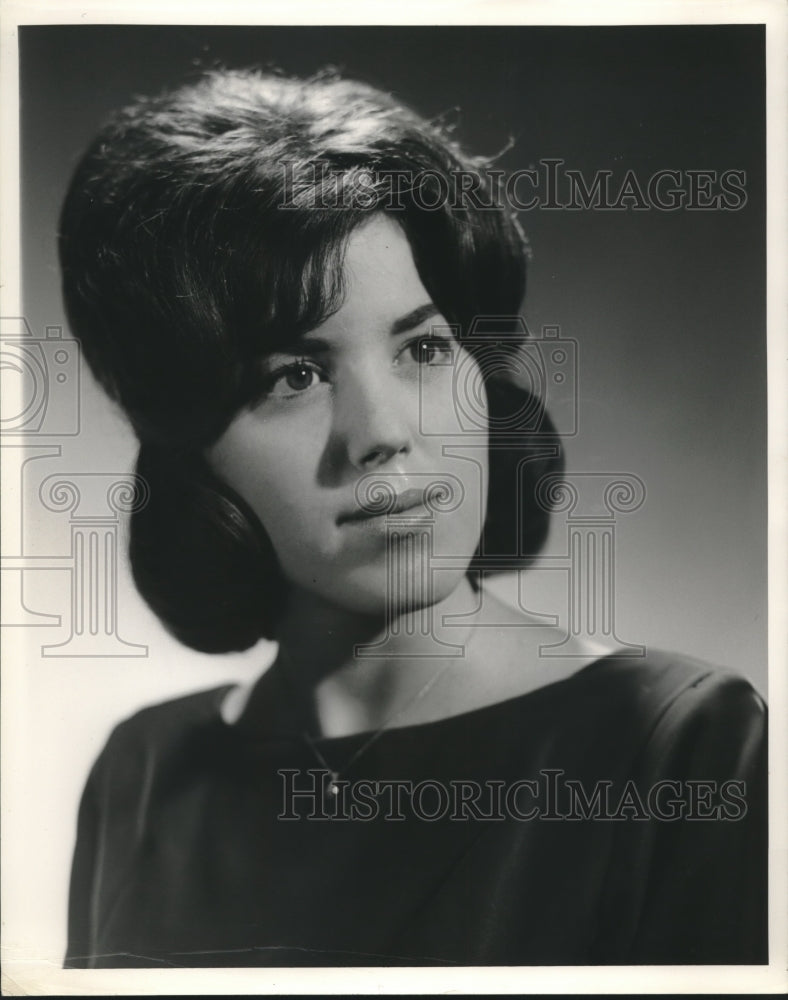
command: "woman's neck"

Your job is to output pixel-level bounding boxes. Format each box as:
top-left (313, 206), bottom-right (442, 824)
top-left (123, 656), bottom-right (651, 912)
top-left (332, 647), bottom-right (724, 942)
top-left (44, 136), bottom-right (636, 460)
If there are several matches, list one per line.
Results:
top-left (273, 575), bottom-right (481, 737)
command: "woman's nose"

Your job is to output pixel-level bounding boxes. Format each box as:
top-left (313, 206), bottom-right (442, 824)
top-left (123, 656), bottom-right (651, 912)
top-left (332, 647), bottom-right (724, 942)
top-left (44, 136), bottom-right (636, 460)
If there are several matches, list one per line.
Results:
top-left (337, 368), bottom-right (414, 472)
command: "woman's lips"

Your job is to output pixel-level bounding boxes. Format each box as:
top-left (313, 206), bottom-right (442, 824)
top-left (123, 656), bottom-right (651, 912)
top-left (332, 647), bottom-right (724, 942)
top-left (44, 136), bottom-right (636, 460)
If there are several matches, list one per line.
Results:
top-left (338, 486), bottom-right (432, 524)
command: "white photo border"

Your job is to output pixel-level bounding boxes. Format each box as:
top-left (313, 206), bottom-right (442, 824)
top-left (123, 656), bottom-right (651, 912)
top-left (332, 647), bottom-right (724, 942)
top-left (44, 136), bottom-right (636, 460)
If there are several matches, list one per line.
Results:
top-left (1, 0), bottom-right (786, 995)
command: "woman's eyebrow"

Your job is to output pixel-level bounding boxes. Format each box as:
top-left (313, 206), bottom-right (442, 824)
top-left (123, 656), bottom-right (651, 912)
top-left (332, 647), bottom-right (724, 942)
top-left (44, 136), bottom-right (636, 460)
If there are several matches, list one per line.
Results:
top-left (284, 336), bottom-right (331, 356)
top-left (390, 303), bottom-right (440, 336)
top-left (287, 303), bottom-right (442, 355)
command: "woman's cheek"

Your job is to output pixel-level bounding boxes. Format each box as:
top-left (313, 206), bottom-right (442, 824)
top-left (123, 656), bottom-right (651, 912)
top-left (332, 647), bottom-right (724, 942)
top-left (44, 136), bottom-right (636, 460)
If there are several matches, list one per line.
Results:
top-left (419, 350), bottom-right (489, 439)
top-left (247, 462), bottom-right (321, 548)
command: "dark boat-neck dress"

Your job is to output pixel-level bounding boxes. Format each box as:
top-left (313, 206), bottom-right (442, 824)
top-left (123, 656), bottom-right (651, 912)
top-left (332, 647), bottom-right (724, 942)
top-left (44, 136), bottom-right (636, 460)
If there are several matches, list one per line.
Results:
top-left (64, 650), bottom-right (767, 968)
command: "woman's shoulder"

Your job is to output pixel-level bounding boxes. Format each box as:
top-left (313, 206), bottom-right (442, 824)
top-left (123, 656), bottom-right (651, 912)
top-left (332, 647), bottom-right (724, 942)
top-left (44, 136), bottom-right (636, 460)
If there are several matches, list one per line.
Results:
top-left (534, 648), bottom-right (767, 777)
top-left (463, 644), bottom-right (765, 732)
top-left (447, 649), bottom-right (766, 797)
top-left (400, 647), bottom-right (766, 770)
top-left (90, 683), bottom-right (236, 780)
top-left (469, 584), bottom-right (765, 727)
top-left (115, 682), bottom-right (232, 733)
top-left (575, 647), bottom-right (766, 723)
top-left (577, 645), bottom-right (759, 691)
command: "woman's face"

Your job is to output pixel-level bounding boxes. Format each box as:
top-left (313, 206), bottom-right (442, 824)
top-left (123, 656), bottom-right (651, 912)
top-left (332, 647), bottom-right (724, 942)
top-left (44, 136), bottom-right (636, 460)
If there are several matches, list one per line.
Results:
top-left (206, 214), bottom-right (488, 617)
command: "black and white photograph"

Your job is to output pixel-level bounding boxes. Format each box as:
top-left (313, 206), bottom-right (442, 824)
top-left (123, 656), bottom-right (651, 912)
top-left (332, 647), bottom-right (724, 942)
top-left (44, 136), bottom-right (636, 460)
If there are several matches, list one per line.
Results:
top-left (2, 1), bottom-right (786, 994)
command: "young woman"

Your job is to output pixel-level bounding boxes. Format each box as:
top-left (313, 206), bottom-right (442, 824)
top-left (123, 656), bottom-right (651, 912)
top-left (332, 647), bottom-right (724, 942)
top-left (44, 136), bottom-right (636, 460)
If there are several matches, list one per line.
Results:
top-left (59, 69), bottom-right (766, 968)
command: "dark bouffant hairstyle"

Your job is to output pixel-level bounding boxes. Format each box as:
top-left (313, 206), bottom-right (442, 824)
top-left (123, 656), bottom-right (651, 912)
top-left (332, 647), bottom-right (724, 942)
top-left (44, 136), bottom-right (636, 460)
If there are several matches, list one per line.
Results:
top-left (59, 69), bottom-right (563, 652)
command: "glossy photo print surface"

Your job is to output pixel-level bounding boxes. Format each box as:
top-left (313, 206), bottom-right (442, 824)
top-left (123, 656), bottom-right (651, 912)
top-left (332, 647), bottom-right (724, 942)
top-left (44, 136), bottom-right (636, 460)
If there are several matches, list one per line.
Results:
top-left (2, 8), bottom-right (785, 996)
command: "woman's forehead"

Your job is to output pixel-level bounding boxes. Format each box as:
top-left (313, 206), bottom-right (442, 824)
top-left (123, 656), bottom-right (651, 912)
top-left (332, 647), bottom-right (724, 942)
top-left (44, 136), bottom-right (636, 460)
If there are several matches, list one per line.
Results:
top-left (317, 215), bottom-right (433, 332)
top-left (256, 214), bottom-right (440, 360)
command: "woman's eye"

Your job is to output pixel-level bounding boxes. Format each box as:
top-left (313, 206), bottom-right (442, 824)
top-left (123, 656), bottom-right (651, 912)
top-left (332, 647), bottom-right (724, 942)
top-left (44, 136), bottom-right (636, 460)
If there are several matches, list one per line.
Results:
top-left (404, 335), bottom-right (457, 366)
top-left (264, 361), bottom-right (324, 398)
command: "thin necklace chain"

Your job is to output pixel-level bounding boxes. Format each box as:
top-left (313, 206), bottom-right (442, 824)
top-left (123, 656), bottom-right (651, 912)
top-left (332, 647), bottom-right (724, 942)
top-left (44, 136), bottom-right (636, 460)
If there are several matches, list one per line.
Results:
top-left (283, 623), bottom-right (477, 796)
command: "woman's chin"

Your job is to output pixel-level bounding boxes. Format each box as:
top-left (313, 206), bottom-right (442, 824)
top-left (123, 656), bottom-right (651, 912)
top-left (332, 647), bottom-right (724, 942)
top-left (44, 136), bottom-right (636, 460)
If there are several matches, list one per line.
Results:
top-left (305, 562), bottom-right (470, 621)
